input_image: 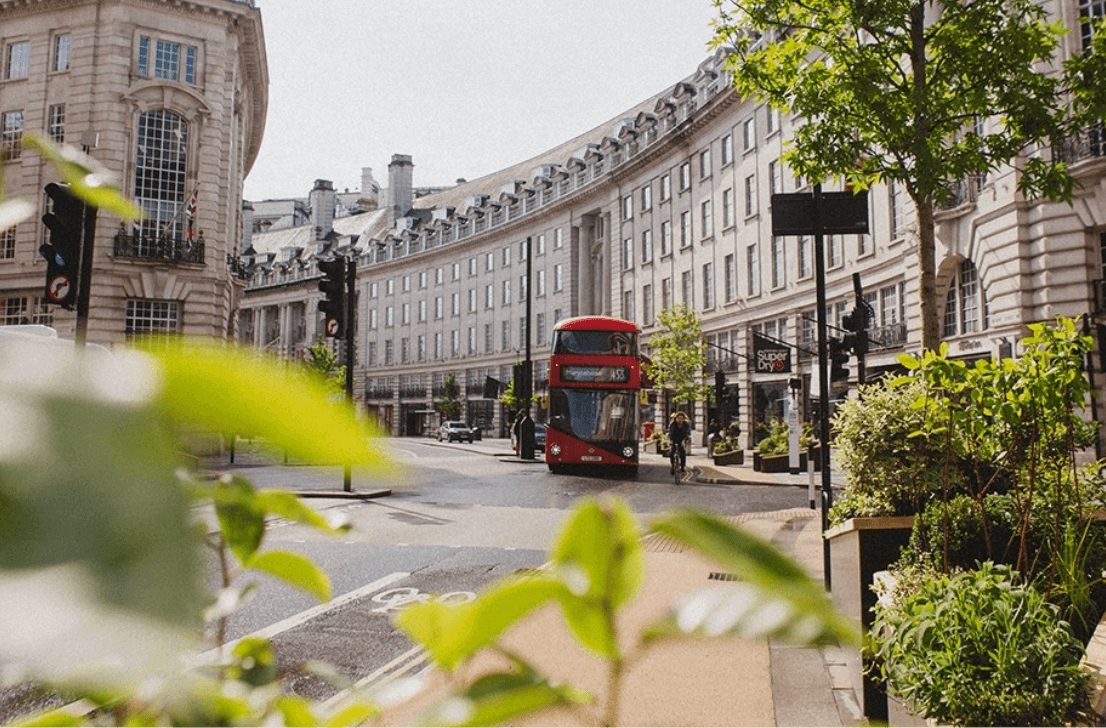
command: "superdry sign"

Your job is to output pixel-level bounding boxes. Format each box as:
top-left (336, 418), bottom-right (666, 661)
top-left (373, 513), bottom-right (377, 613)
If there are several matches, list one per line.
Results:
top-left (752, 332), bottom-right (792, 374)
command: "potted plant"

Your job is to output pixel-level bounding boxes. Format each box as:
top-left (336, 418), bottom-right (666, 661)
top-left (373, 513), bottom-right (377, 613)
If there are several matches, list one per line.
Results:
top-left (751, 418), bottom-right (813, 472)
top-left (711, 423), bottom-right (744, 466)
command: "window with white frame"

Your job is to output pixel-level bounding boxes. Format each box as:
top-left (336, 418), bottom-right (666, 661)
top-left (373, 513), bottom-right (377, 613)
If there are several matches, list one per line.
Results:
top-left (622, 238), bottom-right (633, 269)
top-left (702, 262), bottom-right (714, 308)
top-left (724, 254), bottom-right (736, 302)
top-left (766, 106), bottom-right (777, 134)
top-left (771, 236), bottom-right (786, 288)
top-left (700, 199), bottom-right (713, 238)
top-left (743, 118), bottom-right (755, 150)
top-left (485, 283), bottom-right (494, 309)
top-left (52, 34), bottom-right (71, 72)
top-left (369, 309), bottom-right (378, 330)
top-left (5, 41), bottom-right (29, 80)
top-left (641, 184), bottom-right (652, 211)
top-left (385, 306), bottom-right (394, 327)
top-left (468, 327), bottom-right (477, 355)
top-left (519, 316), bottom-right (528, 346)
top-left (660, 220), bottom-right (672, 256)
top-left (134, 110), bottom-right (188, 240)
top-left (502, 246), bottom-right (511, 266)
top-left (1, 295), bottom-right (51, 326)
top-left (486, 251), bottom-right (494, 271)
top-left (2, 111), bottom-right (24, 160)
top-left (536, 233), bottom-right (546, 255)
top-left (125, 299), bottom-right (180, 341)
top-left (484, 323), bottom-right (493, 354)
top-left (419, 299), bottom-right (427, 322)
top-left (402, 302), bottom-right (410, 325)
top-left (768, 160), bottom-right (780, 195)
top-left (537, 269), bottom-right (546, 296)
top-left (643, 283), bottom-right (654, 325)
top-left (679, 161), bottom-right (691, 190)
top-left (722, 188), bottom-right (734, 228)
top-left (699, 149), bottom-right (711, 178)
top-left (451, 330), bottom-right (459, 358)
top-left (519, 274), bottom-right (527, 302)
top-left (641, 229), bottom-right (653, 263)
top-left (419, 270), bottom-right (427, 288)
top-left (452, 261), bottom-right (461, 281)
top-left (386, 278), bottom-right (394, 296)
top-left (367, 342), bottom-right (377, 366)
top-left (47, 104), bottom-right (65, 143)
top-left (680, 211), bottom-right (692, 248)
top-left (721, 134), bottom-right (733, 165)
top-left (451, 292), bottom-right (460, 316)
top-left (554, 263), bottom-right (563, 292)
top-left (536, 313), bottom-right (546, 345)
top-left (798, 236), bottom-right (811, 279)
top-left (623, 289), bottom-right (635, 321)
top-left (661, 277), bottom-right (672, 310)
top-left (401, 338), bottom-right (410, 363)
top-left (857, 234), bottom-right (870, 257)
top-left (744, 175), bottom-right (756, 216)
top-left (434, 332), bottom-right (443, 359)
top-left (660, 174), bottom-right (671, 201)
top-left (747, 243), bottom-right (760, 296)
top-left (622, 194), bottom-right (633, 220)
top-left (468, 258), bottom-right (476, 277)
top-left (137, 36), bottom-right (197, 84)
top-left (943, 260), bottom-right (986, 336)
top-left (1, 226), bottom-right (14, 259)
top-left (403, 273), bottom-right (411, 292)
top-left (501, 320), bottom-right (511, 350)
top-left (554, 227), bottom-right (563, 249)
top-left (890, 181), bottom-right (906, 239)
top-left (502, 279), bottom-right (511, 305)
top-left (418, 334), bottom-right (427, 362)
top-left (435, 296), bottom-right (443, 319)
top-left (681, 270), bottom-right (693, 305)
top-left (519, 238), bottom-right (528, 261)
top-left (468, 288), bottom-right (476, 313)
top-left (827, 234), bottom-right (842, 268)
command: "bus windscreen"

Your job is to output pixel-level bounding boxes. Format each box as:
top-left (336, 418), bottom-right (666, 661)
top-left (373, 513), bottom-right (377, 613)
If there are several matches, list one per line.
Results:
top-left (548, 388), bottom-right (638, 443)
top-left (552, 330), bottom-right (637, 356)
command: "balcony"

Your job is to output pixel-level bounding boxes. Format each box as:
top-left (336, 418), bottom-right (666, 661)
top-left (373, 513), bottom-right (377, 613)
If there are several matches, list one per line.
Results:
top-left (868, 322), bottom-right (908, 351)
top-left (114, 231), bottom-right (204, 265)
top-left (1054, 125), bottom-right (1106, 165)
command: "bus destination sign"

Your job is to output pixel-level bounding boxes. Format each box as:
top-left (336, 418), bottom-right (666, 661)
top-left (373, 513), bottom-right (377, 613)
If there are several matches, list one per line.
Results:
top-left (561, 365), bottom-right (631, 383)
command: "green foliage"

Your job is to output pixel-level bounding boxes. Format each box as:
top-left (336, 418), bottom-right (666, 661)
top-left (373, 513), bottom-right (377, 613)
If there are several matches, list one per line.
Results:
top-left (497, 376), bottom-right (530, 410)
top-left (870, 562), bottom-right (1094, 726)
top-left (304, 336), bottom-right (346, 394)
top-left (754, 417), bottom-right (810, 456)
top-left (395, 498), bottom-right (857, 726)
top-left (643, 304), bottom-right (711, 406)
top-left (436, 371), bottom-right (463, 418)
top-left (830, 376), bottom-right (953, 523)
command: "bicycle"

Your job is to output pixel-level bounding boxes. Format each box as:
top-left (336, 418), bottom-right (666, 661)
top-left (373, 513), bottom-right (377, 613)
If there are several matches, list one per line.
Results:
top-left (669, 439), bottom-right (688, 484)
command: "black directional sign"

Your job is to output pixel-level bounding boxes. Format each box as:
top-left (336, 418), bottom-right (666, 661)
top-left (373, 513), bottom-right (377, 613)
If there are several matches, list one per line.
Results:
top-left (771, 191), bottom-right (870, 236)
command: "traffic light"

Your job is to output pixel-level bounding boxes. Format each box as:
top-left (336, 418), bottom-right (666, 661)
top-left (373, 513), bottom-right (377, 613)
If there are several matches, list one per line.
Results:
top-left (317, 256), bottom-right (346, 338)
top-left (39, 183), bottom-right (84, 310)
top-left (842, 306), bottom-right (869, 357)
top-left (830, 337), bottom-right (851, 382)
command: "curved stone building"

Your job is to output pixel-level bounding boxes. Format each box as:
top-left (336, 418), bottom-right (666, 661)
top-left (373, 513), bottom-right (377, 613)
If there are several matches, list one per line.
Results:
top-left (240, 4), bottom-right (1106, 446)
top-left (0, 0), bottom-right (267, 343)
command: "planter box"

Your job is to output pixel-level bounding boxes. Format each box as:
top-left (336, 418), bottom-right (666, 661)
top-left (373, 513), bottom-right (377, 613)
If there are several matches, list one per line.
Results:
top-left (753, 449), bottom-right (821, 472)
top-left (824, 516), bottom-right (915, 724)
top-left (712, 450), bottom-right (744, 466)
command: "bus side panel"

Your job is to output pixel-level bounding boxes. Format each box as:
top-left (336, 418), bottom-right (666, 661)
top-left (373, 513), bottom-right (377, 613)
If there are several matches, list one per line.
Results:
top-left (545, 426), bottom-right (637, 466)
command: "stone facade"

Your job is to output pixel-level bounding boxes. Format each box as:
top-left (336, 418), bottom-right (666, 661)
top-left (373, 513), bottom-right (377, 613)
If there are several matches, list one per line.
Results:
top-left (0, 0), bottom-right (266, 344)
top-left (240, 6), bottom-right (1106, 446)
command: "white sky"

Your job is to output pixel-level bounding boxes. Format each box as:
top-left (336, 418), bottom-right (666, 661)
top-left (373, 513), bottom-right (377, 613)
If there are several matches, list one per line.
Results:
top-left (243, 0), bottom-right (723, 201)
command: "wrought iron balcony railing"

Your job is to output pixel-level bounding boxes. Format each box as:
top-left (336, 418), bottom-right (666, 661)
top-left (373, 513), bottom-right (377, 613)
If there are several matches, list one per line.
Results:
top-left (114, 231), bottom-right (205, 265)
top-left (1054, 124), bottom-right (1106, 165)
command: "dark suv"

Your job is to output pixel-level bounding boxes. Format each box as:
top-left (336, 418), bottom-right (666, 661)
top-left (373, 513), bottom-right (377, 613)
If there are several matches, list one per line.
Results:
top-left (438, 421), bottom-right (474, 443)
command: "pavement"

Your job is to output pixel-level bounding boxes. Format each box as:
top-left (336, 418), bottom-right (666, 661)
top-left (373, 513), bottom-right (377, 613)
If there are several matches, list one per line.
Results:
top-left (202, 437), bottom-right (864, 726)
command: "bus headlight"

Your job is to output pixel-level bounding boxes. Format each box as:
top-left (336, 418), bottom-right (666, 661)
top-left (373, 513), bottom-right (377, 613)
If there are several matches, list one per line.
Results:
top-left (622, 445), bottom-right (635, 459)
top-left (550, 444), bottom-right (562, 456)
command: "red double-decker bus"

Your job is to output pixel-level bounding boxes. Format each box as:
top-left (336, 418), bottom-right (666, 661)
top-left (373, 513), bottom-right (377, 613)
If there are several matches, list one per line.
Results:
top-left (545, 316), bottom-right (641, 474)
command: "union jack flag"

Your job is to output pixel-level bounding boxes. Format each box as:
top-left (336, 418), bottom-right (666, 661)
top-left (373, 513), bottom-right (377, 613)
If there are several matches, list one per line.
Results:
top-left (185, 193), bottom-right (196, 218)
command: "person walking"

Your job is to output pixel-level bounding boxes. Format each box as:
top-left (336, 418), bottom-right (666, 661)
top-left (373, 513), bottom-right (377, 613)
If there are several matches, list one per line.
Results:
top-left (667, 411), bottom-right (692, 472)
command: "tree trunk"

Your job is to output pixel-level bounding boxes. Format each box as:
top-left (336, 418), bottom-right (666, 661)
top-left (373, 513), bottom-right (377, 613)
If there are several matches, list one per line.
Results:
top-left (916, 198), bottom-right (940, 351)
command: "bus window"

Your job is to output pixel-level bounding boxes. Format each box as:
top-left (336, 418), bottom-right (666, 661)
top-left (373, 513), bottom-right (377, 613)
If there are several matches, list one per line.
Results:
top-left (552, 330), bottom-right (637, 356)
top-left (549, 388), bottom-right (638, 443)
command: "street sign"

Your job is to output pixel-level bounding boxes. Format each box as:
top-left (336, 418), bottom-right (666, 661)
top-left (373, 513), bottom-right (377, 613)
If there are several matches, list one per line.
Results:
top-left (771, 191), bottom-right (870, 236)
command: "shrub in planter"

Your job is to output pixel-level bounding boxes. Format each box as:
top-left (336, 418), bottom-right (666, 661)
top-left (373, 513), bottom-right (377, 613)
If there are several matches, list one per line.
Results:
top-left (870, 562), bottom-right (1094, 727)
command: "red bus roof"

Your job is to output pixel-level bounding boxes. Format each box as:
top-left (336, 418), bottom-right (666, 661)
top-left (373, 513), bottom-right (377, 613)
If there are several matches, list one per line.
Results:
top-left (552, 315), bottom-right (639, 333)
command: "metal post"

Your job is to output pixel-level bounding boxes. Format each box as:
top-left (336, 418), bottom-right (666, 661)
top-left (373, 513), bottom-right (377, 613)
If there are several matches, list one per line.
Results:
top-left (73, 200), bottom-right (96, 348)
top-left (813, 184), bottom-right (834, 590)
top-left (521, 236), bottom-right (536, 460)
top-left (344, 259), bottom-right (357, 491)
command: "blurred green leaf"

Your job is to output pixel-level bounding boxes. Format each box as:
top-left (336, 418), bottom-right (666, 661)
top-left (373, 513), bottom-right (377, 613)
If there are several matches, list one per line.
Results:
top-left (276, 695), bottom-right (319, 727)
top-left (23, 134), bottom-right (142, 221)
top-left (149, 341), bottom-right (387, 468)
top-left (210, 475), bottom-right (266, 563)
top-left (416, 668), bottom-right (590, 727)
top-left (257, 490), bottom-right (346, 532)
top-left (395, 575), bottom-right (566, 671)
top-left (644, 510), bottom-right (858, 647)
top-left (550, 498), bottom-right (643, 658)
top-left (247, 550), bottom-right (331, 603)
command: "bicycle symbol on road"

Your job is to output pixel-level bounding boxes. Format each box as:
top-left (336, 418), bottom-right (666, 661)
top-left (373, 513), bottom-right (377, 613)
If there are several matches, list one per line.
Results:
top-left (370, 587), bottom-right (476, 613)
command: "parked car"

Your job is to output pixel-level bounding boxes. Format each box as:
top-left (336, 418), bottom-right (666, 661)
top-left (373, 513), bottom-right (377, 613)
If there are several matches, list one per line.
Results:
top-left (438, 421), bottom-right (474, 443)
top-left (534, 423), bottom-right (546, 450)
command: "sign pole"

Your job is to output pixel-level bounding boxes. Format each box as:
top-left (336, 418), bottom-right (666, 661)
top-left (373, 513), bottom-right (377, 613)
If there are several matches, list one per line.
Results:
top-left (343, 259), bottom-right (356, 491)
top-left (811, 184), bottom-right (834, 589)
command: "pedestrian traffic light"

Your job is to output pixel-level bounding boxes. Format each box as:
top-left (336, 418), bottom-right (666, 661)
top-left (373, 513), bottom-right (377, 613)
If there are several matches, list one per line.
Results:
top-left (317, 256), bottom-right (346, 338)
top-left (830, 337), bottom-right (851, 382)
top-left (39, 182), bottom-right (84, 310)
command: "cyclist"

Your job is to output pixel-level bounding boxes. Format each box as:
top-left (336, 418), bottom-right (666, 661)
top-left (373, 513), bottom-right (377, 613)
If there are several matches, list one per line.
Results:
top-left (667, 411), bottom-right (692, 473)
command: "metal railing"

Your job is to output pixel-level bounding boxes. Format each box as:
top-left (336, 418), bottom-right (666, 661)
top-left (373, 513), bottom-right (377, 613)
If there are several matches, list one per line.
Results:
top-left (114, 231), bottom-right (204, 265)
top-left (1054, 125), bottom-right (1106, 165)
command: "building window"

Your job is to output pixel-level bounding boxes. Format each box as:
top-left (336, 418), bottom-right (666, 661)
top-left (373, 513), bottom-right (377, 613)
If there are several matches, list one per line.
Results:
top-left (554, 263), bottom-right (563, 292)
top-left (418, 335), bottom-right (426, 362)
top-left (660, 174), bottom-right (671, 201)
top-left (125, 299), bottom-right (180, 342)
top-left (52, 34), bottom-right (71, 73)
top-left (857, 234), bottom-right (870, 257)
top-left (724, 254), bottom-right (736, 302)
top-left (679, 211), bottom-right (692, 248)
top-left (501, 320), bottom-right (511, 350)
top-left (451, 292), bottom-right (460, 317)
top-left (419, 270), bottom-right (427, 288)
top-left (485, 323), bottom-right (494, 354)
top-left (700, 200), bottom-right (713, 238)
top-left (403, 274), bottom-right (411, 292)
top-left (1, 111), bottom-right (23, 160)
top-left (468, 288), bottom-right (477, 313)
top-left (622, 194), bottom-right (633, 220)
top-left (368, 309), bottom-right (378, 330)
top-left (419, 299), bottom-right (427, 322)
top-left (485, 283), bottom-right (494, 309)
top-left (554, 227), bottom-right (563, 249)
top-left (402, 338), bottom-right (410, 363)
top-left (943, 260), bottom-right (987, 337)
top-left (450, 330), bottom-right (460, 357)
top-left (386, 278), bottom-right (395, 296)
top-left (47, 104), bottom-right (65, 144)
top-left (702, 262), bottom-right (714, 308)
top-left (486, 251), bottom-right (494, 271)
top-left (643, 283), bottom-right (654, 325)
top-left (661, 277), bottom-right (672, 310)
top-left (452, 262), bottom-right (461, 281)
top-left (536, 233), bottom-right (546, 255)
top-left (519, 274), bottom-right (527, 302)
top-left (771, 236), bottom-right (786, 289)
top-left (502, 280), bottom-right (511, 306)
top-left (744, 175), bottom-right (756, 216)
top-left (622, 237), bottom-right (633, 269)
top-left (747, 243), bottom-right (760, 296)
top-left (367, 342), bottom-right (377, 366)
top-left (519, 316), bottom-right (528, 346)
top-left (468, 257), bottom-right (477, 276)
top-left (743, 118), bottom-right (755, 150)
top-left (660, 220), bottom-right (672, 257)
top-left (641, 184), bottom-right (652, 211)
top-left (679, 161), bottom-right (691, 190)
top-left (502, 246), bottom-right (511, 267)
top-left (623, 289), bottom-right (635, 321)
top-left (134, 110), bottom-right (188, 241)
top-left (641, 229), bottom-right (653, 264)
top-left (137, 37), bottom-right (197, 84)
top-left (435, 296), bottom-right (443, 319)
top-left (5, 41), bottom-right (29, 80)
top-left (681, 270), bottom-right (693, 305)
top-left (385, 306), bottom-right (394, 327)
top-left (827, 235), bottom-right (842, 268)
top-left (468, 327), bottom-right (477, 355)
top-left (798, 236), bottom-right (811, 279)
top-left (1, 295), bottom-right (49, 325)
top-left (402, 302), bottom-right (411, 325)
top-left (519, 238), bottom-right (528, 261)
top-left (699, 149), bottom-right (712, 178)
top-left (384, 339), bottom-right (394, 365)
top-left (0, 226), bottom-right (14, 259)
top-left (768, 160), bottom-right (780, 195)
top-left (434, 332), bottom-right (443, 359)
top-left (537, 269), bottom-right (546, 296)
top-left (890, 181), bottom-right (905, 239)
top-left (436, 267), bottom-right (444, 285)
top-left (722, 189), bottom-right (734, 229)
top-left (721, 134), bottom-right (733, 165)
top-left (536, 312), bottom-right (546, 344)
top-left (766, 106), bottom-right (777, 134)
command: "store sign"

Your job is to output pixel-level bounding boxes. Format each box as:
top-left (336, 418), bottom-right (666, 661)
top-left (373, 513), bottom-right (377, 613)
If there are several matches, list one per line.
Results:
top-left (752, 333), bottom-right (792, 374)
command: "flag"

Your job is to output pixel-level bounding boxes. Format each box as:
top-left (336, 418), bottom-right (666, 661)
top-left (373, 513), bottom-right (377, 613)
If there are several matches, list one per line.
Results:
top-left (185, 192), bottom-right (196, 243)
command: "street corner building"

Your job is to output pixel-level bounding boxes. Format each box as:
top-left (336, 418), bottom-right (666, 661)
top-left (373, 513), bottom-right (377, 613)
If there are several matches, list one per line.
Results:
top-left (0, 0), bottom-right (266, 343)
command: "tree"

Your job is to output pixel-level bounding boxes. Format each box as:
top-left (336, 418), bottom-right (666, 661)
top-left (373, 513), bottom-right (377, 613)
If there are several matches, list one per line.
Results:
top-left (713, 0), bottom-right (1106, 350)
top-left (436, 371), bottom-right (462, 419)
top-left (644, 304), bottom-right (711, 412)
top-left (304, 335), bottom-right (345, 393)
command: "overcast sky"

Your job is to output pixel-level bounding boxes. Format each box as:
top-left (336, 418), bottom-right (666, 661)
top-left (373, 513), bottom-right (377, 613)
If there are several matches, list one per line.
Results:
top-left (244, 1), bottom-right (723, 201)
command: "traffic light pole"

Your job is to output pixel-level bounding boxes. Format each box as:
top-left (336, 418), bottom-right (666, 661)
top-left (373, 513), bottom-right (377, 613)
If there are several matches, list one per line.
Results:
top-left (812, 184), bottom-right (834, 589)
top-left (344, 259), bottom-right (356, 492)
top-left (73, 200), bottom-right (97, 348)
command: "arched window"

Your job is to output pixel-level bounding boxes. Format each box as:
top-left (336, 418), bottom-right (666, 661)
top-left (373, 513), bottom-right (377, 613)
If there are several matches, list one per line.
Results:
top-left (943, 259), bottom-right (988, 337)
top-left (134, 110), bottom-right (188, 241)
